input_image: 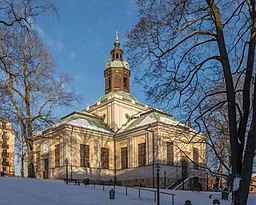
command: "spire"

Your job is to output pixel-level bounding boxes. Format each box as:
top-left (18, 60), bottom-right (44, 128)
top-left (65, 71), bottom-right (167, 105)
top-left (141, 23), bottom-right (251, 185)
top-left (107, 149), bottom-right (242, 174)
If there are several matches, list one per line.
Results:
top-left (111, 31), bottom-right (123, 61)
top-left (105, 32), bottom-right (130, 94)
top-left (115, 31), bottom-right (119, 43)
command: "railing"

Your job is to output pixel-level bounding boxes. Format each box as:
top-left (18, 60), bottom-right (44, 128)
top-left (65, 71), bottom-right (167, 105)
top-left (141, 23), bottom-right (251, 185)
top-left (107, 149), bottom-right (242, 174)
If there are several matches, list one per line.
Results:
top-left (133, 187), bottom-right (175, 205)
top-left (70, 182), bottom-right (176, 205)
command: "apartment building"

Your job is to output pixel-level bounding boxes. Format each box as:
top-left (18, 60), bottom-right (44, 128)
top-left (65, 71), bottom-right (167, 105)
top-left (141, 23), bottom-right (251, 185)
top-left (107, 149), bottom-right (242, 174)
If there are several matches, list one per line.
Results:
top-left (0, 119), bottom-right (15, 176)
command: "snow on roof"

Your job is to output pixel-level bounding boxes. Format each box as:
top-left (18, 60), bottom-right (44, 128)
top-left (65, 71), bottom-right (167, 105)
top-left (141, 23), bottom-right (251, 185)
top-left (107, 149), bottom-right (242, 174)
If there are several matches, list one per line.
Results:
top-left (51, 112), bottom-right (112, 134)
top-left (119, 109), bottom-right (184, 132)
top-left (159, 116), bottom-right (180, 126)
top-left (97, 91), bottom-right (139, 103)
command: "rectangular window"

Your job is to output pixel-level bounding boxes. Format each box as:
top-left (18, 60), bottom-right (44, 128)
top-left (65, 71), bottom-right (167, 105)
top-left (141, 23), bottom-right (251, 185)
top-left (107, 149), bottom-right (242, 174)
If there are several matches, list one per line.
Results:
top-left (138, 143), bottom-right (146, 167)
top-left (3, 138), bottom-right (7, 145)
top-left (2, 150), bottom-right (8, 157)
top-left (80, 144), bottom-right (90, 167)
top-left (101, 147), bottom-right (109, 169)
top-left (123, 77), bottom-right (128, 88)
top-left (55, 144), bottom-right (60, 168)
top-left (121, 147), bottom-right (128, 169)
top-left (167, 142), bottom-right (174, 166)
top-left (2, 132), bottom-right (7, 139)
top-left (2, 138), bottom-right (8, 149)
top-left (2, 157), bottom-right (9, 166)
top-left (108, 77), bottom-right (111, 88)
top-left (193, 148), bottom-right (199, 169)
top-left (2, 122), bottom-right (6, 129)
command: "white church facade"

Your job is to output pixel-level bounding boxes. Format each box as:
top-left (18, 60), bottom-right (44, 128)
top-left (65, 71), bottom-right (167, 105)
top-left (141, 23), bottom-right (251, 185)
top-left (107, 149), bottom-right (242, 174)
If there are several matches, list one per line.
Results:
top-left (33, 34), bottom-right (206, 189)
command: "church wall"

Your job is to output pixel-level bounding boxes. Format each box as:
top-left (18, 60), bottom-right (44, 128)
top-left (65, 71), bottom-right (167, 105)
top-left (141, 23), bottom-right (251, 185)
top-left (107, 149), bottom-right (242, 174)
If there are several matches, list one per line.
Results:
top-left (65, 128), bottom-right (114, 180)
top-left (89, 98), bottom-right (148, 131)
top-left (35, 126), bottom-right (115, 181)
top-left (34, 122), bottom-right (206, 189)
top-left (156, 125), bottom-right (206, 167)
top-left (114, 124), bottom-right (206, 188)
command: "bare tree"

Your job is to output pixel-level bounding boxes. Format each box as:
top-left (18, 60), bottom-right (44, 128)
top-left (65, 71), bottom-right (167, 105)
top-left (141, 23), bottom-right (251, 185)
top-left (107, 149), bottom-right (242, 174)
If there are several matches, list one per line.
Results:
top-left (0, 0), bottom-right (75, 178)
top-left (126, 0), bottom-right (256, 204)
top-left (0, 0), bottom-right (55, 29)
top-left (0, 30), bottom-right (80, 178)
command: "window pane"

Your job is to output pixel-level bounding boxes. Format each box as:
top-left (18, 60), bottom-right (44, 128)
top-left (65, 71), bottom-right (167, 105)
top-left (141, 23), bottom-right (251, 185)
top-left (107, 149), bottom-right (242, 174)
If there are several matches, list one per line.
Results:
top-left (138, 143), bottom-right (146, 167)
top-left (2, 122), bottom-right (6, 129)
top-left (121, 147), bottom-right (128, 169)
top-left (167, 142), bottom-right (174, 165)
top-left (80, 144), bottom-right (90, 167)
top-left (101, 147), bottom-right (109, 169)
top-left (55, 144), bottom-right (60, 168)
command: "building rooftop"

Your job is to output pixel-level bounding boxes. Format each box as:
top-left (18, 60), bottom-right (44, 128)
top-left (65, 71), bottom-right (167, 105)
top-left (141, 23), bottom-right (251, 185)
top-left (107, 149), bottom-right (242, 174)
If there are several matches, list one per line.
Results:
top-left (52, 111), bottom-right (112, 134)
top-left (119, 109), bottom-right (185, 132)
top-left (97, 91), bottom-right (139, 103)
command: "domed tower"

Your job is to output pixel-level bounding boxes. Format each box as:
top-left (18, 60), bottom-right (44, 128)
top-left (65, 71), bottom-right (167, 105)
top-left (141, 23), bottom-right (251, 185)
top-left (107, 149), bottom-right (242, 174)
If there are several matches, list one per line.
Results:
top-left (104, 32), bottom-right (130, 94)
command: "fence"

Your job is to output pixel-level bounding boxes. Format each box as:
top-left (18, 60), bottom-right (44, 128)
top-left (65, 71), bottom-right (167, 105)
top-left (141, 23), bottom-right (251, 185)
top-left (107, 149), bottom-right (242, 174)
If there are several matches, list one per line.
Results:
top-left (79, 182), bottom-right (176, 205)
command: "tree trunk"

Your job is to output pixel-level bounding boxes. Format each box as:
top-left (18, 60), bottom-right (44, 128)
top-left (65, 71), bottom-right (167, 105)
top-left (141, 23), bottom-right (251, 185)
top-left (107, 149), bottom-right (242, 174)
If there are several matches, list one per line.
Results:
top-left (20, 137), bottom-right (24, 178)
top-left (235, 77), bottom-right (256, 205)
top-left (26, 139), bottom-right (35, 178)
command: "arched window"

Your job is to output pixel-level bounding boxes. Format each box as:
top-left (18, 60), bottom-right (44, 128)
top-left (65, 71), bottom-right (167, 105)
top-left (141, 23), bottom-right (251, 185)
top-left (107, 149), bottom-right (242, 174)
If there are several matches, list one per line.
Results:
top-left (123, 77), bottom-right (128, 88)
top-left (108, 77), bottom-right (111, 88)
top-left (116, 53), bottom-right (119, 59)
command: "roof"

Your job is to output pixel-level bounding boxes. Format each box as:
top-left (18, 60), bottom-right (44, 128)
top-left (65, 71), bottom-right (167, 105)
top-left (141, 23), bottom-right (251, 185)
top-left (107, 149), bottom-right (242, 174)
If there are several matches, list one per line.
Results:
top-left (97, 91), bottom-right (139, 103)
top-left (52, 111), bottom-right (112, 134)
top-left (119, 109), bottom-right (184, 132)
top-left (105, 59), bottom-right (130, 70)
top-left (110, 61), bottom-right (125, 68)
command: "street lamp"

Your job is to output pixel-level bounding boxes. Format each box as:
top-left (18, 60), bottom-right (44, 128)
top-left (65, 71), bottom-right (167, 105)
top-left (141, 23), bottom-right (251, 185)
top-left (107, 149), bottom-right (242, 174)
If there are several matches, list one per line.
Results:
top-left (65, 158), bottom-right (69, 184)
top-left (155, 163), bottom-right (161, 205)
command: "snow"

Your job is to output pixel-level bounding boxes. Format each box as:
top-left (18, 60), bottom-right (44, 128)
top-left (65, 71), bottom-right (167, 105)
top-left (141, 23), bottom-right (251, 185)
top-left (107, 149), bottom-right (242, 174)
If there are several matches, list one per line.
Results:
top-left (54, 118), bottom-right (111, 133)
top-left (137, 116), bottom-right (157, 127)
top-left (159, 116), bottom-right (180, 126)
top-left (0, 177), bottom-right (256, 205)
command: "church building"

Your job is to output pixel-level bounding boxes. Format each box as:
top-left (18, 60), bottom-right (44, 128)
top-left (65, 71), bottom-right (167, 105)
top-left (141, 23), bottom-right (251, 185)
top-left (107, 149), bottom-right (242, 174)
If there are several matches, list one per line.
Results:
top-left (33, 33), bottom-right (206, 189)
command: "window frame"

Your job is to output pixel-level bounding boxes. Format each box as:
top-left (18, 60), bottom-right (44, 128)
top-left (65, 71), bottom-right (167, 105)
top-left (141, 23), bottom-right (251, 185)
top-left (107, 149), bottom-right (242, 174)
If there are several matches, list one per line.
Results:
top-left (121, 147), bottom-right (128, 169)
top-left (138, 143), bottom-right (146, 167)
top-left (55, 144), bottom-right (60, 168)
top-left (80, 144), bottom-right (90, 167)
top-left (167, 142), bottom-right (174, 166)
top-left (101, 147), bottom-right (109, 169)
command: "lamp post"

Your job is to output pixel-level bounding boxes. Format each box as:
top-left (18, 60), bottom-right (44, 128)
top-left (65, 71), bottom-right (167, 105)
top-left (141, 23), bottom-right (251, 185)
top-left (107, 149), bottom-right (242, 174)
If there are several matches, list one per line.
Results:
top-left (65, 158), bottom-right (69, 184)
top-left (155, 163), bottom-right (161, 205)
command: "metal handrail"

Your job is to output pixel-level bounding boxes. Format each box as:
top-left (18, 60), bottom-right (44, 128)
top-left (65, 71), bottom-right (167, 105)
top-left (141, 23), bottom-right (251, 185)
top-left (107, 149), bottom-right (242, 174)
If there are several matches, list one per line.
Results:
top-left (133, 187), bottom-right (175, 205)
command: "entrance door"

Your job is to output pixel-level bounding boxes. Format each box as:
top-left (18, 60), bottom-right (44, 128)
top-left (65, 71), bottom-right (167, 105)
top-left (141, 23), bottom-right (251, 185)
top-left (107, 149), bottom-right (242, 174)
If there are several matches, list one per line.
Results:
top-left (181, 157), bottom-right (188, 179)
top-left (43, 158), bottom-right (49, 179)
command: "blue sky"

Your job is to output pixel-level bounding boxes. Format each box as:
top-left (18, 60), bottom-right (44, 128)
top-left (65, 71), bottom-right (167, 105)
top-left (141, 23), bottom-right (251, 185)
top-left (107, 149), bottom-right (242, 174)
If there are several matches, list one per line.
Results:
top-left (37, 0), bottom-right (145, 116)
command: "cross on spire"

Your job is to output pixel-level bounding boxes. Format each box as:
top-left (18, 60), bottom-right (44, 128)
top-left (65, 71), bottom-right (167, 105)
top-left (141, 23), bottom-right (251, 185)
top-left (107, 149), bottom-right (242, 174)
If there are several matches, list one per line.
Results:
top-left (115, 31), bottom-right (119, 43)
top-left (111, 31), bottom-right (123, 61)
top-left (105, 32), bottom-right (130, 94)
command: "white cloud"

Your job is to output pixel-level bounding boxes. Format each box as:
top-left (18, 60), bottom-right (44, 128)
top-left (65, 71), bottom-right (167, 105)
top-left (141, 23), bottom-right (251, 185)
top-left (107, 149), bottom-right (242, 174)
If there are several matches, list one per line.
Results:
top-left (69, 50), bottom-right (76, 59)
top-left (56, 40), bottom-right (64, 51)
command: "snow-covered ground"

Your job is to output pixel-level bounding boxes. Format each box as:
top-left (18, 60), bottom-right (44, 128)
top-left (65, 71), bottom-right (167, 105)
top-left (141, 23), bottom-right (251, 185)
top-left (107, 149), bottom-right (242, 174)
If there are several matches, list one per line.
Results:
top-left (0, 177), bottom-right (255, 205)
